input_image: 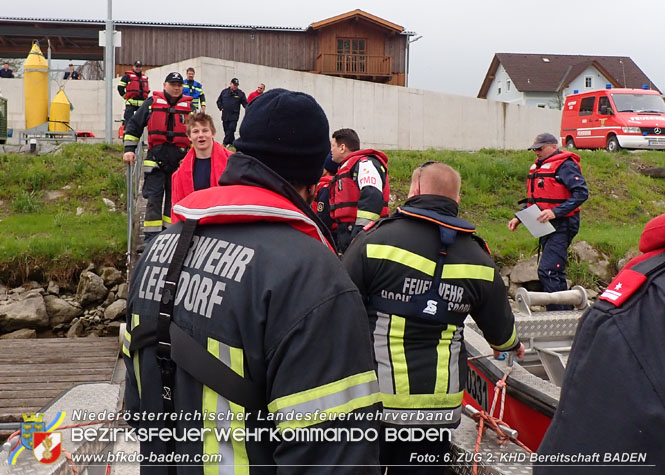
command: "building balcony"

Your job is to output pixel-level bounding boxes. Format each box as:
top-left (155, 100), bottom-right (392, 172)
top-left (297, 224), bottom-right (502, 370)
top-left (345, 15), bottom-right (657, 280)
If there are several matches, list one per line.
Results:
top-left (316, 53), bottom-right (392, 81)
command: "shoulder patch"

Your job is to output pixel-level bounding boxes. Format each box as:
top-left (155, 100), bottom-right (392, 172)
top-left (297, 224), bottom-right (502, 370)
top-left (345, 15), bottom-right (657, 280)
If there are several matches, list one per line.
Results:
top-left (357, 160), bottom-right (382, 191)
top-left (598, 269), bottom-right (647, 306)
top-left (363, 220), bottom-right (377, 231)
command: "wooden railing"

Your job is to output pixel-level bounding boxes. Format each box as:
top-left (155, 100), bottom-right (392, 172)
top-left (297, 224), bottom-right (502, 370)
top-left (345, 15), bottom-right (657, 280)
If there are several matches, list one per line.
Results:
top-left (316, 54), bottom-right (391, 77)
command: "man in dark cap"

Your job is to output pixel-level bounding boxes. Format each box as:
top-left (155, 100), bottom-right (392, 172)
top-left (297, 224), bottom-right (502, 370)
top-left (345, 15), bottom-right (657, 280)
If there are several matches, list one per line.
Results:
top-left (123, 72), bottom-right (193, 243)
top-left (0, 62), bottom-right (14, 78)
top-left (124, 89), bottom-right (381, 473)
top-left (118, 60), bottom-right (150, 126)
top-left (215, 77), bottom-right (247, 148)
top-left (63, 63), bottom-right (81, 80)
top-left (508, 132), bottom-right (588, 309)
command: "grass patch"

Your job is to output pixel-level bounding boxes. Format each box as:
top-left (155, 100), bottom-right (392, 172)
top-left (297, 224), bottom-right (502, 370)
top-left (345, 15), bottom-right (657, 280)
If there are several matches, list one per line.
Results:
top-left (0, 143), bottom-right (126, 285)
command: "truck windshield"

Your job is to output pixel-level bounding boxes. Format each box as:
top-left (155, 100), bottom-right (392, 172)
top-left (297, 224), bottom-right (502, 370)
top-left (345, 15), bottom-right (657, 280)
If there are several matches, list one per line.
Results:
top-left (611, 94), bottom-right (665, 113)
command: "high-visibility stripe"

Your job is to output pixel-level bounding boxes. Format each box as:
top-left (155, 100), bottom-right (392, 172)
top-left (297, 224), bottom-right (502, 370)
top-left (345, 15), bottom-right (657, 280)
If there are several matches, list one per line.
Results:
top-left (122, 328), bottom-right (131, 358)
top-left (202, 338), bottom-right (221, 475)
top-left (366, 244), bottom-right (494, 281)
top-left (267, 371), bottom-right (379, 430)
top-left (356, 210), bottom-right (380, 221)
top-left (382, 391), bottom-right (464, 409)
top-left (490, 325), bottom-right (518, 351)
top-left (202, 339), bottom-right (248, 475)
top-left (162, 215), bottom-right (172, 225)
top-left (124, 134), bottom-right (140, 142)
top-left (373, 312), bottom-right (394, 395)
top-left (119, 81), bottom-right (128, 86)
top-left (228, 347), bottom-right (249, 474)
top-left (434, 325), bottom-right (457, 394)
top-left (125, 99), bottom-right (144, 106)
top-left (144, 220), bottom-right (162, 228)
top-left (368, 244), bottom-right (435, 275)
top-left (389, 316), bottom-right (409, 394)
top-left (132, 314), bottom-right (141, 398)
top-left (448, 326), bottom-right (464, 393)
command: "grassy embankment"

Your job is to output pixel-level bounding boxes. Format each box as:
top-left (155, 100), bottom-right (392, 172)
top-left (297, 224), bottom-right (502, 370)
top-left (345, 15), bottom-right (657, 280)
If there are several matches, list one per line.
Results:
top-left (0, 143), bottom-right (126, 285)
top-left (0, 144), bottom-right (663, 287)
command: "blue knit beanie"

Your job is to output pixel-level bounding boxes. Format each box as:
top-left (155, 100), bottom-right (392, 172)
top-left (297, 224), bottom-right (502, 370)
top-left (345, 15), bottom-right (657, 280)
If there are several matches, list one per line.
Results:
top-left (234, 88), bottom-right (330, 185)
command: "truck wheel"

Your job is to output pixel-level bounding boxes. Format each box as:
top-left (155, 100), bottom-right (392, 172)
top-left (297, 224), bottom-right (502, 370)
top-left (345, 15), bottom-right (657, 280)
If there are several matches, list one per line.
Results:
top-left (565, 137), bottom-right (575, 149)
top-left (606, 136), bottom-right (620, 153)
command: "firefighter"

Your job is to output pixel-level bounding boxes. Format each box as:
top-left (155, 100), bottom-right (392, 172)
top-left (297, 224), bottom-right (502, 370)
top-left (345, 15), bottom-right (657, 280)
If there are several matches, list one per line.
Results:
top-left (182, 67), bottom-right (206, 112)
top-left (508, 132), bottom-right (588, 310)
top-left (311, 152), bottom-right (339, 233)
top-left (117, 60), bottom-right (150, 126)
top-left (329, 128), bottom-right (390, 254)
top-left (343, 162), bottom-right (524, 473)
top-left (215, 78), bottom-right (247, 148)
top-left (123, 72), bottom-right (193, 243)
top-left (123, 89), bottom-right (381, 474)
top-left (535, 213), bottom-right (665, 474)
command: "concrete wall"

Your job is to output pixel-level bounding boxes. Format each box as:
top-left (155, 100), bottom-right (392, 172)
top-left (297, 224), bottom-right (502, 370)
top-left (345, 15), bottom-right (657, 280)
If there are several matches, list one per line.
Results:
top-left (1, 57), bottom-right (562, 150)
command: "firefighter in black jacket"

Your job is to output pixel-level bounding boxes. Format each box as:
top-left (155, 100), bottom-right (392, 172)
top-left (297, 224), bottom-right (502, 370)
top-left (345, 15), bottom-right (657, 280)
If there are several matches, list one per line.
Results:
top-left (535, 213), bottom-right (665, 474)
top-left (215, 77), bottom-right (247, 147)
top-left (118, 60), bottom-right (150, 126)
top-left (343, 162), bottom-right (524, 473)
top-left (123, 72), bottom-right (193, 243)
top-left (123, 89), bottom-right (381, 474)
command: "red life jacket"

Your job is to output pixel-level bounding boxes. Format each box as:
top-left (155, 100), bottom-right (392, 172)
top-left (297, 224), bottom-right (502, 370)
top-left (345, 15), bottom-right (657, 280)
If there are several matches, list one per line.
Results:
top-left (526, 151), bottom-right (582, 217)
top-left (329, 149), bottom-right (390, 223)
top-left (172, 185), bottom-right (335, 253)
top-left (148, 91), bottom-right (192, 149)
top-left (124, 71), bottom-right (150, 100)
top-left (312, 175), bottom-right (333, 212)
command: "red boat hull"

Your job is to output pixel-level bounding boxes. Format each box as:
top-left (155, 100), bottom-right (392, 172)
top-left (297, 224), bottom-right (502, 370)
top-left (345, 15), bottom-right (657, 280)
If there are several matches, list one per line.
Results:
top-left (464, 361), bottom-right (553, 452)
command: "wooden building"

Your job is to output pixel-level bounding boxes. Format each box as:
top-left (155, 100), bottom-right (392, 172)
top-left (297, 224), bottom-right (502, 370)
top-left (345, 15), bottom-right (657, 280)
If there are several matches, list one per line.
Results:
top-left (0, 10), bottom-right (415, 86)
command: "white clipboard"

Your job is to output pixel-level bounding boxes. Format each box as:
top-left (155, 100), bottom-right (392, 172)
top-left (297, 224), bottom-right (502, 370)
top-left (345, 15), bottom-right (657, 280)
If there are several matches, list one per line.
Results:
top-left (515, 205), bottom-right (556, 238)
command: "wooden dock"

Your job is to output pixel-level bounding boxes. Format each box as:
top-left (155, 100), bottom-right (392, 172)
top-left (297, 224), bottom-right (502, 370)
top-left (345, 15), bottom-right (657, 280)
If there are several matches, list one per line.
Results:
top-left (0, 337), bottom-right (120, 422)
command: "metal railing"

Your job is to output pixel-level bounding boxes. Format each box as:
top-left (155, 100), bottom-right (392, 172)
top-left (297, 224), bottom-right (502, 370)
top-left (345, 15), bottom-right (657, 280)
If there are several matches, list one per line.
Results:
top-left (126, 132), bottom-right (145, 277)
top-left (316, 54), bottom-right (392, 76)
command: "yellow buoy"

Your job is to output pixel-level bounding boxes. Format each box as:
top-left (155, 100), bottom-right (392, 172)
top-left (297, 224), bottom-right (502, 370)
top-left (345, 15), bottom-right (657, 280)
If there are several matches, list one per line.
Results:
top-left (49, 89), bottom-right (71, 132)
top-left (23, 41), bottom-right (48, 130)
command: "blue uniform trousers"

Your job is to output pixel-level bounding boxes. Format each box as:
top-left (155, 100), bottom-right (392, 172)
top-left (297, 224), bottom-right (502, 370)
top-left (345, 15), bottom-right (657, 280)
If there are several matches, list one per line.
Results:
top-left (538, 214), bottom-right (580, 310)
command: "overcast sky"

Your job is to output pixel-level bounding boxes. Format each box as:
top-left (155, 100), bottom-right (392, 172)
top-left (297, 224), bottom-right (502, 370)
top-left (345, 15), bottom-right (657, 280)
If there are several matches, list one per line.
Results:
top-left (4, 0), bottom-right (665, 97)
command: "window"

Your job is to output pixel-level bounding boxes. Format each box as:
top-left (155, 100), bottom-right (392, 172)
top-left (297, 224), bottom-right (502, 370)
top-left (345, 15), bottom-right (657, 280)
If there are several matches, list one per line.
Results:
top-left (537, 104), bottom-right (546, 108)
top-left (337, 38), bottom-right (366, 73)
top-left (597, 96), bottom-right (612, 115)
top-left (498, 87), bottom-right (502, 95)
top-left (579, 96), bottom-right (595, 116)
top-left (507, 80), bottom-right (511, 91)
top-left (585, 76), bottom-right (593, 88)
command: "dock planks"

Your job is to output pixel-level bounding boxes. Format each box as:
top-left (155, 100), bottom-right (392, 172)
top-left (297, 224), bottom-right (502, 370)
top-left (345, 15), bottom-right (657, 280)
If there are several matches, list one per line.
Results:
top-left (0, 337), bottom-right (120, 422)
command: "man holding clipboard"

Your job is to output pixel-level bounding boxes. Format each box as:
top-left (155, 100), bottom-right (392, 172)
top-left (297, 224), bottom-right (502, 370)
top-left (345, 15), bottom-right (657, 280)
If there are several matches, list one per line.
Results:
top-left (508, 133), bottom-right (588, 310)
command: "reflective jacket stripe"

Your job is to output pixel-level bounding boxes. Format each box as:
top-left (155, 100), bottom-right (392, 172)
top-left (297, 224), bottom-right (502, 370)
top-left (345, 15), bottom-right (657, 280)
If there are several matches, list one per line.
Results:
top-left (373, 313), bottom-right (394, 395)
top-left (490, 325), bottom-right (517, 351)
top-left (389, 315), bottom-right (409, 394)
top-left (122, 328), bottom-right (131, 357)
top-left (434, 325), bottom-right (457, 394)
top-left (382, 391), bottom-right (464, 409)
top-left (132, 314), bottom-right (141, 398)
top-left (267, 370), bottom-right (379, 430)
top-left (203, 337), bottom-right (249, 475)
top-left (367, 244), bottom-right (494, 281)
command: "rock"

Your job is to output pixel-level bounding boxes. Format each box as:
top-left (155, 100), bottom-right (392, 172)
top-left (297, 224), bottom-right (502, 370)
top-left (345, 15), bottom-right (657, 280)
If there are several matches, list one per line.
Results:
top-left (76, 271), bottom-right (109, 307)
top-left (106, 321), bottom-right (122, 336)
top-left (0, 293), bottom-right (48, 332)
top-left (102, 198), bottom-right (116, 211)
top-left (67, 318), bottom-right (84, 338)
top-left (0, 328), bottom-right (37, 339)
top-left (509, 255), bottom-right (539, 284)
top-left (103, 292), bottom-right (116, 308)
top-left (571, 241), bottom-right (614, 284)
top-left (76, 207), bottom-right (84, 216)
top-left (28, 281), bottom-right (42, 290)
top-left (501, 275), bottom-right (509, 288)
top-left (44, 190), bottom-right (66, 201)
top-left (586, 288), bottom-right (599, 300)
top-left (104, 299), bottom-right (127, 321)
top-left (100, 267), bottom-right (124, 288)
top-left (47, 280), bottom-right (60, 295)
top-left (116, 283), bottom-right (129, 300)
top-left (9, 286), bottom-right (26, 296)
top-left (45, 295), bottom-right (84, 326)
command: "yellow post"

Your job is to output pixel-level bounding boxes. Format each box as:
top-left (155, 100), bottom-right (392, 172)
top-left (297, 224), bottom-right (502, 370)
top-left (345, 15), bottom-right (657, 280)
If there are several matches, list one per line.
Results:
top-left (49, 89), bottom-right (71, 132)
top-left (23, 41), bottom-right (49, 130)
